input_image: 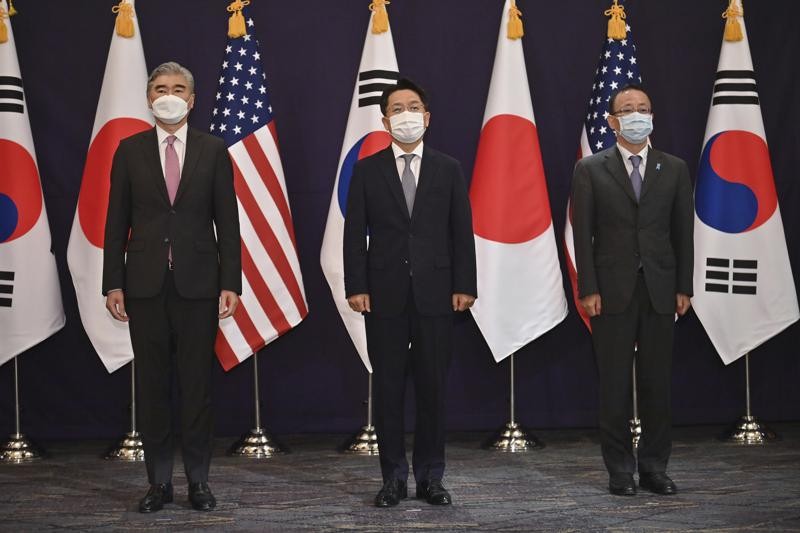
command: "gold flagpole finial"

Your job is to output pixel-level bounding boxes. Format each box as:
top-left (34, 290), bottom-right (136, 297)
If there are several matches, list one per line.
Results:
top-left (604, 0), bottom-right (627, 41)
top-left (369, 0), bottom-right (390, 35)
top-left (227, 0), bottom-right (250, 39)
top-left (722, 0), bottom-right (744, 42)
top-left (507, 0), bottom-right (524, 40)
top-left (112, 0), bottom-right (135, 38)
top-left (8, 0), bottom-right (16, 16)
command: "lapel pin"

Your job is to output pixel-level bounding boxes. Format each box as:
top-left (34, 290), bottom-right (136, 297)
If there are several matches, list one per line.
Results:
top-left (656, 162), bottom-right (661, 171)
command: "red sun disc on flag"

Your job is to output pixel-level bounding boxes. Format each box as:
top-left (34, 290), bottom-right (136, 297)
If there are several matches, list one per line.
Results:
top-left (0, 139), bottom-right (43, 243)
top-left (470, 114), bottom-right (551, 244)
top-left (78, 118), bottom-right (152, 248)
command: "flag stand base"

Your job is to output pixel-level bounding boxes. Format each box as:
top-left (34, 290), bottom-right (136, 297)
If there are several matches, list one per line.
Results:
top-left (482, 422), bottom-right (544, 452)
top-left (104, 431), bottom-right (145, 461)
top-left (339, 425), bottom-right (379, 455)
top-left (227, 428), bottom-right (288, 458)
top-left (0, 433), bottom-right (44, 463)
top-left (718, 415), bottom-right (779, 445)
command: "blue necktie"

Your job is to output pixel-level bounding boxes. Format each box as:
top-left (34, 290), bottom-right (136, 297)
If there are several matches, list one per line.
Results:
top-left (629, 155), bottom-right (643, 202)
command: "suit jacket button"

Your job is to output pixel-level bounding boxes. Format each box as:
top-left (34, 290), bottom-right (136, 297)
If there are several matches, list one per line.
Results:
top-left (170, 209), bottom-right (176, 215)
top-left (163, 237), bottom-right (170, 243)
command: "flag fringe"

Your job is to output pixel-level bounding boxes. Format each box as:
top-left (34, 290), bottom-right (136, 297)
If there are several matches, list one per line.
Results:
top-left (723, 0), bottom-right (744, 42)
top-left (112, 0), bottom-right (135, 38)
top-left (369, 0), bottom-right (390, 34)
top-left (227, 0), bottom-right (250, 38)
top-left (604, 0), bottom-right (627, 40)
top-left (0, 4), bottom-right (7, 44)
top-left (507, 0), bottom-right (524, 40)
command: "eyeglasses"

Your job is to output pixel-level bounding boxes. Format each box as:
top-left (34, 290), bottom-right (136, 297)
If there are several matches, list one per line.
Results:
top-left (388, 103), bottom-right (425, 115)
top-left (611, 106), bottom-right (652, 116)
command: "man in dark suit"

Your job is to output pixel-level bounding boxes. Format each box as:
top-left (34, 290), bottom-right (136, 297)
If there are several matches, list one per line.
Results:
top-left (103, 62), bottom-right (241, 513)
top-left (343, 79), bottom-right (477, 507)
top-left (571, 84), bottom-right (693, 496)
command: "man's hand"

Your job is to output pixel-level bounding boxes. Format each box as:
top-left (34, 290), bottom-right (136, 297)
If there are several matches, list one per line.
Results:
top-left (219, 290), bottom-right (239, 319)
top-left (106, 290), bottom-right (129, 322)
top-left (676, 293), bottom-right (691, 316)
top-left (347, 293), bottom-right (371, 314)
top-left (452, 293), bottom-right (476, 312)
top-left (580, 293), bottom-right (602, 317)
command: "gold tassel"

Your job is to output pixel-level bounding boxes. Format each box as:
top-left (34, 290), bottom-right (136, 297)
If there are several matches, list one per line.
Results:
top-left (227, 0), bottom-right (250, 39)
top-left (0, 4), bottom-right (8, 44)
top-left (369, 0), bottom-right (390, 35)
top-left (507, 0), bottom-right (524, 40)
top-left (723, 0), bottom-right (744, 42)
top-left (112, 1), bottom-right (135, 38)
top-left (8, 0), bottom-right (16, 16)
top-left (604, 0), bottom-right (627, 41)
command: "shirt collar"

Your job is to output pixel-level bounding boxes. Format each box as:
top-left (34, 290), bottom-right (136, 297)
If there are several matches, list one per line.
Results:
top-left (616, 142), bottom-right (648, 162)
top-left (391, 141), bottom-right (424, 161)
top-left (156, 123), bottom-right (188, 146)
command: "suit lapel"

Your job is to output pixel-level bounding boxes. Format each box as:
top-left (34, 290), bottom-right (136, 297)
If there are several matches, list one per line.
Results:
top-left (412, 145), bottom-right (438, 221)
top-left (640, 148), bottom-right (662, 202)
top-left (378, 147), bottom-right (411, 221)
top-left (174, 127), bottom-right (202, 206)
top-left (140, 128), bottom-right (170, 205)
top-left (604, 147), bottom-right (637, 204)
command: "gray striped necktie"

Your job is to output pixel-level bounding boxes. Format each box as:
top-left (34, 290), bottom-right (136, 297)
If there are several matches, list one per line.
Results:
top-left (400, 153), bottom-right (416, 216)
top-left (629, 155), bottom-right (643, 202)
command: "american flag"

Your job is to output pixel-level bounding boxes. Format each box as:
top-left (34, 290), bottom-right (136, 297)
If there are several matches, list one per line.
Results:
top-left (564, 19), bottom-right (642, 329)
top-left (210, 11), bottom-right (307, 370)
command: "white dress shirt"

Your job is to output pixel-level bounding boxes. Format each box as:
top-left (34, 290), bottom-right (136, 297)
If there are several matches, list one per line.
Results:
top-left (391, 141), bottom-right (423, 186)
top-left (616, 143), bottom-right (649, 182)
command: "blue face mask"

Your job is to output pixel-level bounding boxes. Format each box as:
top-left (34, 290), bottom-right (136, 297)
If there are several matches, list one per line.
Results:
top-left (617, 112), bottom-right (653, 144)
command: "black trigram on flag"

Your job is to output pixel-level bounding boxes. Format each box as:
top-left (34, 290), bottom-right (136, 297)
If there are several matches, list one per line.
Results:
top-left (357, 70), bottom-right (398, 108)
top-left (705, 258), bottom-right (757, 295)
top-left (0, 271), bottom-right (14, 307)
top-left (712, 70), bottom-right (758, 106)
top-left (0, 76), bottom-right (24, 114)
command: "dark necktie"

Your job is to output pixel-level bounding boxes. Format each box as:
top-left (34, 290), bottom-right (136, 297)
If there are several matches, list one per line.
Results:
top-left (629, 154), bottom-right (643, 202)
top-left (400, 153), bottom-right (416, 216)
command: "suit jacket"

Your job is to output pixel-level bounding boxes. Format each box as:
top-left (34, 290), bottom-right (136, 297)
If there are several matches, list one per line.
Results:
top-left (102, 126), bottom-right (241, 299)
top-left (571, 145), bottom-right (693, 315)
top-left (343, 145), bottom-right (477, 317)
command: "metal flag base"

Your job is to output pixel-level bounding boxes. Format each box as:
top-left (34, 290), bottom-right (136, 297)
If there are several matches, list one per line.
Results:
top-left (629, 417), bottom-right (642, 449)
top-left (104, 431), bottom-right (145, 461)
top-left (719, 415), bottom-right (779, 445)
top-left (228, 428), bottom-right (288, 458)
top-left (340, 424), bottom-right (379, 455)
top-left (0, 433), bottom-right (44, 463)
top-left (483, 421), bottom-right (544, 452)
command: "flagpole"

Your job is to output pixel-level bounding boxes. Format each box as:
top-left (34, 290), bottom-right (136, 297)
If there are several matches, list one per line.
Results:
top-left (483, 353), bottom-right (544, 452)
top-left (340, 372), bottom-right (379, 455)
top-left (719, 352), bottom-right (779, 444)
top-left (104, 361), bottom-right (144, 460)
top-left (629, 354), bottom-right (641, 449)
top-left (228, 351), bottom-right (288, 457)
top-left (0, 356), bottom-right (45, 462)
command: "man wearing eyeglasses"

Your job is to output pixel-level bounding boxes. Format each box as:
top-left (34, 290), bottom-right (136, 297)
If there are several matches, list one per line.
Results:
top-left (571, 84), bottom-right (694, 497)
top-left (343, 78), bottom-right (477, 507)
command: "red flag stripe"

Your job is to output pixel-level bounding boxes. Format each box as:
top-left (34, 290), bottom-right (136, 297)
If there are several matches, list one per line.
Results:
top-left (241, 238), bottom-right (293, 335)
top-left (232, 159), bottom-right (308, 317)
top-left (214, 329), bottom-right (241, 371)
top-left (242, 134), bottom-right (298, 248)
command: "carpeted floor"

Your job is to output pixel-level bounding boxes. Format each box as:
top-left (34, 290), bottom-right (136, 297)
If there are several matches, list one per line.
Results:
top-left (1, 424), bottom-right (799, 532)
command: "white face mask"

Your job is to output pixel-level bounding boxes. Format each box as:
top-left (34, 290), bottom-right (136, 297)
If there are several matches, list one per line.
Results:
top-left (617, 112), bottom-right (653, 144)
top-left (388, 111), bottom-right (426, 144)
top-left (150, 94), bottom-right (189, 125)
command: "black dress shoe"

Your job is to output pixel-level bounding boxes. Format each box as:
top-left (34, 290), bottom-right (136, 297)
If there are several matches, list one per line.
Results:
top-left (138, 483), bottom-right (173, 513)
top-left (374, 478), bottom-right (408, 507)
top-left (416, 479), bottom-right (452, 505)
top-left (608, 473), bottom-right (636, 496)
top-left (188, 482), bottom-right (217, 511)
top-left (639, 472), bottom-right (677, 495)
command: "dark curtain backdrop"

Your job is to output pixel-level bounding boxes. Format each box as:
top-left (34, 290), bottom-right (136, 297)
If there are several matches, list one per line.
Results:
top-left (1, 0), bottom-right (798, 440)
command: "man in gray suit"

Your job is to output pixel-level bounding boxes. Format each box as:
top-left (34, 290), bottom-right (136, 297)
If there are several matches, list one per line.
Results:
top-left (571, 84), bottom-right (693, 496)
